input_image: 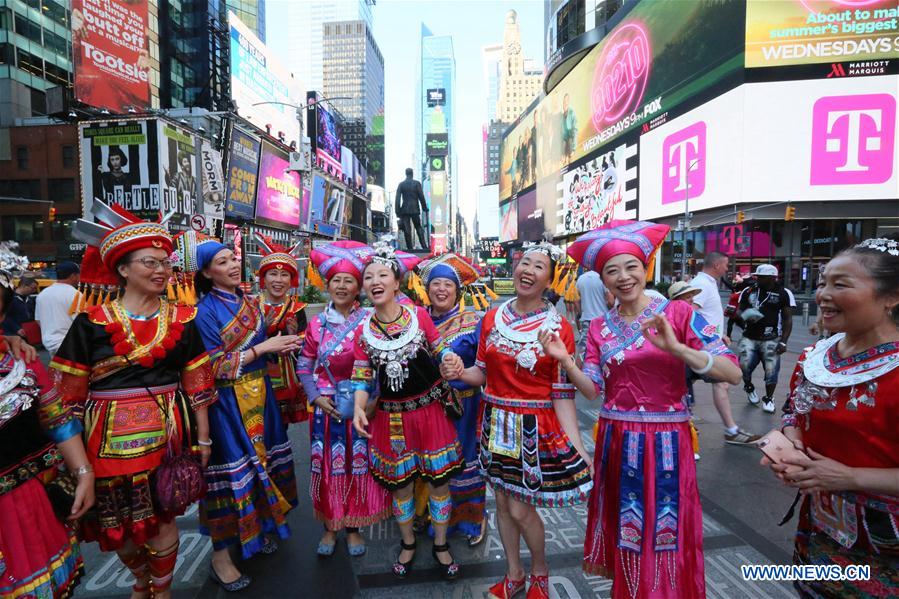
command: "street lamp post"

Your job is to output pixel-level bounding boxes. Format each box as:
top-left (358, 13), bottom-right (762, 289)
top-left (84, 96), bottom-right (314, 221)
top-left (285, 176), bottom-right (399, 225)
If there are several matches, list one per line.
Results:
top-left (680, 159), bottom-right (700, 278)
top-left (250, 97), bottom-right (352, 145)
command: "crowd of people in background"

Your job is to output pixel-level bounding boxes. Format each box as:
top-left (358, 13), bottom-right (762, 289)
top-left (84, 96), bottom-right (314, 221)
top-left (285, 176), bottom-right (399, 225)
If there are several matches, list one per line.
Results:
top-left (0, 203), bottom-right (896, 599)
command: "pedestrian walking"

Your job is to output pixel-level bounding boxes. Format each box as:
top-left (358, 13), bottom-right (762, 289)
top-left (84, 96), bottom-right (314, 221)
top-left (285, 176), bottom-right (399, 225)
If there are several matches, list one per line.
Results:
top-left (735, 264), bottom-right (794, 413)
top-left (52, 201), bottom-right (216, 599)
top-left (297, 240), bottom-right (391, 557)
top-left (692, 252), bottom-right (761, 444)
top-left (543, 219), bottom-right (741, 599)
top-left (0, 264), bottom-right (93, 599)
top-left (416, 253), bottom-right (488, 546)
top-left (764, 236), bottom-right (899, 598)
top-left (181, 231), bottom-right (301, 591)
top-left (255, 234), bottom-right (309, 425)
top-left (444, 242), bottom-right (593, 599)
top-left (352, 242), bottom-right (464, 580)
top-left (35, 261), bottom-right (80, 356)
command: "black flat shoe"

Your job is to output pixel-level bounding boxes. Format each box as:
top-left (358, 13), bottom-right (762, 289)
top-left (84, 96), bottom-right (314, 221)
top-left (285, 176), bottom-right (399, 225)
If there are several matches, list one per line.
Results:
top-left (393, 539), bottom-right (417, 578)
top-left (468, 519), bottom-right (487, 547)
top-left (209, 565), bottom-right (252, 592)
top-left (432, 542), bottom-right (460, 580)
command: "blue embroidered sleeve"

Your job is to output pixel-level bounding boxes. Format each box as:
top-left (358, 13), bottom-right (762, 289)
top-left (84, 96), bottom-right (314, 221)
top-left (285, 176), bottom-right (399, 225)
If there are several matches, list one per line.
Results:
top-left (687, 312), bottom-right (731, 357)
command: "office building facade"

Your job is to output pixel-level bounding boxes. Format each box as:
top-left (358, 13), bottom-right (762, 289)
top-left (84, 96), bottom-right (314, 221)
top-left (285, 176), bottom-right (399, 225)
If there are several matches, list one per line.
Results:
top-left (496, 10), bottom-right (542, 124)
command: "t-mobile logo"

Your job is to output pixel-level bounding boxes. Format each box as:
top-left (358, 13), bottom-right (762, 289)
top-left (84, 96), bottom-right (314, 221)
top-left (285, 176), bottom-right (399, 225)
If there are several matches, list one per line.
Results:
top-left (810, 94), bottom-right (895, 185)
top-left (662, 121), bottom-right (706, 204)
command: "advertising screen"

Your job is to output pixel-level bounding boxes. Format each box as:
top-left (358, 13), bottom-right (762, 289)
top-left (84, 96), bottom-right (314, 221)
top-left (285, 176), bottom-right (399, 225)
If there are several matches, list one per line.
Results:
top-left (315, 104), bottom-right (343, 175)
top-left (556, 143), bottom-right (634, 236)
top-left (427, 88), bottom-right (446, 106)
top-left (500, 0), bottom-right (745, 200)
top-left (499, 199), bottom-right (518, 243)
top-left (517, 189), bottom-right (545, 242)
top-left (309, 175), bottom-right (337, 236)
top-left (72, 0), bottom-right (150, 112)
top-left (229, 11), bottom-right (301, 145)
top-left (426, 133), bottom-right (449, 156)
top-left (225, 127), bottom-right (261, 220)
top-left (745, 0), bottom-right (899, 68)
top-left (255, 143), bottom-right (301, 229)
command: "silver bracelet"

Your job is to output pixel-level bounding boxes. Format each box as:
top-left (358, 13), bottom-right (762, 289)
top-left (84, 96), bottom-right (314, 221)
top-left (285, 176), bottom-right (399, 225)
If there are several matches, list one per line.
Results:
top-left (197, 438), bottom-right (213, 447)
top-left (693, 351), bottom-right (715, 375)
top-left (73, 464), bottom-right (93, 477)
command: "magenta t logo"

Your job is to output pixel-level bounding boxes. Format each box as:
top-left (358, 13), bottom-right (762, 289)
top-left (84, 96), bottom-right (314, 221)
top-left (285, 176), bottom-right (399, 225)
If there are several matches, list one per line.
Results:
top-left (662, 121), bottom-right (706, 204)
top-left (810, 93), bottom-right (896, 185)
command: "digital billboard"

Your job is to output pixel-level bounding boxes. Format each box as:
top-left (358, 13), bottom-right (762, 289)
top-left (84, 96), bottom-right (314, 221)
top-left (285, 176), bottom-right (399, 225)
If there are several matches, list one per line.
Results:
top-left (255, 142), bottom-right (301, 229)
top-left (229, 11), bottom-right (302, 145)
top-left (746, 0), bottom-right (899, 68)
top-left (427, 88), bottom-right (446, 106)
top-left (79, 118), bottom-right (197, 228)
top-left (225, 126), bottom-right (261, 220)
top-left (516, 189), bottom-right (544, 242)
top-left (500, 0), bottom-right (746, 200)
top-left (309, 175), bottom-right (339, 237)
top-left (72, 0), bottom-right (150, 113)
top-left (314, 103), bottom-right (343, 176)
top-left (426, 134), bottom-right (449, 156)
top-left (499, 200), bottom-right (518, 243)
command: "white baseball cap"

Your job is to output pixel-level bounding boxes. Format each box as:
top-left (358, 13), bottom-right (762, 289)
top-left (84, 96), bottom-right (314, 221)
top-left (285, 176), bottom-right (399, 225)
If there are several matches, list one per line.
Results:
top-left (752, 264), bottom-right (778, 277)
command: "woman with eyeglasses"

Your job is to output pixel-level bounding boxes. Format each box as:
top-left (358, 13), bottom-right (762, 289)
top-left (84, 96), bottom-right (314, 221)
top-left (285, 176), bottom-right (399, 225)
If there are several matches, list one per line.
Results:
top-left (50, 202), bottom-right (216, 599)
top-left (177, 232), bottom-right (302, 592)
top-left (255, 234), bottom-right (308, 426)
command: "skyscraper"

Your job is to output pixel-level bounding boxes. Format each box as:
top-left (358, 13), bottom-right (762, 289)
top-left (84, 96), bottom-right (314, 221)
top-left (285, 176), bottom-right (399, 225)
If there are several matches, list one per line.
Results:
top-left (482, 44), bottom-right (503, 124)
top-left (418, 27), bottom-right (456, 252)
top-left (283, 0), bottom-right (375, 96)
top-left (226, 0), bottom-right (266, 41)
top-left (322, 20), bottom-right (385, 185)
top-left (496, 10), bottom-right (543, 124)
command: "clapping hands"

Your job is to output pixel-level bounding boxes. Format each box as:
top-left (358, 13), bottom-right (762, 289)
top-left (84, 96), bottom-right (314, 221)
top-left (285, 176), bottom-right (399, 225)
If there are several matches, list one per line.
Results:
top-left (440, 352), bottom-right (464, 381)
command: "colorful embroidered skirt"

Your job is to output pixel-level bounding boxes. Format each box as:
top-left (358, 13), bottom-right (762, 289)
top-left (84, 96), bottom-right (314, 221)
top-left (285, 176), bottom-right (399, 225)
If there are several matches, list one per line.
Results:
top-left (200, 371), bottom-right (298, 559)
top-left (479, 396), bottom-right (592, 508)
top-left (269, 353), bottom-right (308, 424)
top-left (583, 411), bottom-right (704, 599)
top-left (369, 389), bottom-right (464, 491)
top-left (793, 496), bottom-right (899, 598)
top-left (309, 406), bottom-right (391, 530)
top-left (79, 386), bottom-right (190, 551)
top-left (0, 478), bottom-right (84, 598)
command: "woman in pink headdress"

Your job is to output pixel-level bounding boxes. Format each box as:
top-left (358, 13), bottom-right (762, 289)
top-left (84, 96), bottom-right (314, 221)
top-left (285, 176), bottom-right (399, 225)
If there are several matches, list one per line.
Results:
top-left (297, 241), bottom-right (390, 558)
top-left (540, 220), bottom-right (742, 599)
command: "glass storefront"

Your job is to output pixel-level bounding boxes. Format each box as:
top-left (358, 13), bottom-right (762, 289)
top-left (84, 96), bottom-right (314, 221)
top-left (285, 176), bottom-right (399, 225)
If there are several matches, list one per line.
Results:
top-left (659, 218), bottom-right (885, 298)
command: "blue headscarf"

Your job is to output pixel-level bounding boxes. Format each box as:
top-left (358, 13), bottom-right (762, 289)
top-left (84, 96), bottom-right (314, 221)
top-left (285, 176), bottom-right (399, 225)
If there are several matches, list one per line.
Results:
top-left (196, 239), bottom-right (227, 271)
top-left (426, 263), bottom-right (460, 287)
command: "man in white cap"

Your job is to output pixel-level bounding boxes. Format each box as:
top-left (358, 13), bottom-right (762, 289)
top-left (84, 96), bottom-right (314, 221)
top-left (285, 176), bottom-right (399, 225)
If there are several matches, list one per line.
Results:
top-left (691, 252), bottom-right (760, 445)
top-left (734, 264), bottom-right (794, 413)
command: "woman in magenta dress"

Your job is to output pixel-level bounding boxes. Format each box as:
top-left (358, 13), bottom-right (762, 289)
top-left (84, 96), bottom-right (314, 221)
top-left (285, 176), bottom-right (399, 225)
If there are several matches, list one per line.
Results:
top-left (541, 220), bottom-right (741, 599)
top-left (764, 237), bottom-right (899, 598)
top-left (297, 240), bottom-right (390, 557)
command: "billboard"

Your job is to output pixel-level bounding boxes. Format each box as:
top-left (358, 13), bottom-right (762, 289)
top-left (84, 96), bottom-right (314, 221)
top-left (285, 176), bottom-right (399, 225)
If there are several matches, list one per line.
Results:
top-left (556, 143), bottom-right (634, 236)
top-left (500, 0), bottom-right (746, 200)
top-left (229, 11), bottom-right (302, 145)
top-left (199, 139), bottom-right (226, 230)
top-left (79, 119), bottom-right (197, 228)
top-left (429, 171), bottom-right (449, 254)
top-left (72, 0), bottom-right (150, 113)
top-left (225, 126), bottom-right (261, 220)
top-left (427, 88), bottom-right (446, 106)
top-left (499, 199), bottom-right (518, 243)
top-left (639, 76), bottom-right (898, 219)
top-left (517, 189), bottom-right (545, 242)
top-left (309, 175), bottom-right (339, 236)
top-left (368, 184), bottom-right (386, 213)
top-left (426, 133), bottom-right (449, 156)
top-left (312, 100), bottom-right (343, 176)
top-left (745, 0), bottom-right (899, 69)
top-left (255, 142), bottom-right (301, 229)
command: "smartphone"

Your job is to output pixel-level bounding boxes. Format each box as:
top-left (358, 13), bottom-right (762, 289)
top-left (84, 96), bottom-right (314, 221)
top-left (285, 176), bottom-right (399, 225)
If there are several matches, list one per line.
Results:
top-left (758, 429), bottom-right (807, 474)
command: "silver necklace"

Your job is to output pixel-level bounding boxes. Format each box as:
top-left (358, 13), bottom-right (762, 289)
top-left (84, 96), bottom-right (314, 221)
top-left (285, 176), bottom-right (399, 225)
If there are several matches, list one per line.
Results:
top-left (362, 305), bottom-right (423, 391)
top-left (491, 299), bottom-right (561, 372)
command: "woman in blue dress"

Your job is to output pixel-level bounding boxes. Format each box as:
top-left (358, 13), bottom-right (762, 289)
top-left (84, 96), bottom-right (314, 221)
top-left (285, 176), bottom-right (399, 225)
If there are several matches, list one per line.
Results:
top-left (416, 253), bottom-right (488, 546)
top-left (176, 231), bottom-right (302, 592)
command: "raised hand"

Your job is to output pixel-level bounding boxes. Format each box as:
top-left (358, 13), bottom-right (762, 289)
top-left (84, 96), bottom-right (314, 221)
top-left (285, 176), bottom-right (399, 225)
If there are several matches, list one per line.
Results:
top-left (640, 314), bottom-right (683, 356)
top-left (538, 330), bottom-right (570, 363)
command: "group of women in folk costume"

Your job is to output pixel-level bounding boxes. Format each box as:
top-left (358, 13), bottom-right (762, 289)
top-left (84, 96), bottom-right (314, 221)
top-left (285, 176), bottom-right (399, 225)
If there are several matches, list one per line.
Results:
top-left (297, 240), bottom-right (390, 556)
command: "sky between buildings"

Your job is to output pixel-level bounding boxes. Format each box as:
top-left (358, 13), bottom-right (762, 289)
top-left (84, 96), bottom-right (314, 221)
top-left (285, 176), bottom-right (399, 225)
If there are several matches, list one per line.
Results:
top-left (267, 0), bottom-right (543, 232)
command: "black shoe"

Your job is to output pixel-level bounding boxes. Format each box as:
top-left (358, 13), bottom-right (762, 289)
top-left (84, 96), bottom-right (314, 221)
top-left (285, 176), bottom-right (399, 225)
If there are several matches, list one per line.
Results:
top-left (209, 565), bottom-right (252, 592)
top-left (432, 542), bottom-right (460, 580)
top-left (393, 539), bottom-right (417, 578)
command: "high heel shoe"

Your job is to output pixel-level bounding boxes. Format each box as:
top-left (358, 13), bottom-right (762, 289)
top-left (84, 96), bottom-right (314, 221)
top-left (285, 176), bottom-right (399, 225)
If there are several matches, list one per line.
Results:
top-left (431, 542), bottom-right (460, 580)
top-left (392, 539), bottom-right (417, 578)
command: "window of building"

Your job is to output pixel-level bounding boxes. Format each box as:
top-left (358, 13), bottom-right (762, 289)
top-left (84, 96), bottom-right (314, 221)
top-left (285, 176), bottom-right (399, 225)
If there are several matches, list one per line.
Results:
top-left (48, 178), bottom-right (75, 202)
top-left (61, 146), bottom-right (75, 168)
top-left (44, 29), bottom-right (67, 57)
top-left (16, 48), bottom-right (44, 78)
top-left (0, 216), bottom-right (42, 242)
top-left (16, 147), bottom-right (28, 170)
top-left (14, 14), bottom-right (42, 44)
top-left (42, 1), bottom-right (68, 27)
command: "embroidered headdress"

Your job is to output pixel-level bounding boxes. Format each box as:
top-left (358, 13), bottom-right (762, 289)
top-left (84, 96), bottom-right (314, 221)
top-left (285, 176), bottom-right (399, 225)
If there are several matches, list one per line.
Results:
top-left (567, 219), bottom-right (670, 279)
top-left (255, 233), bottom-right (302, 286)
top-left (0, 242), bottom-right (29, 291)
top-left (413, 252), bottom-right (497, 309)
top-left (71, 199), bottom-right (175, 311)
top-left (856, 237), bottom-right (899, 256)
top-left (366, 240), bottom-right (421, 277)
top-left (518, 241), bottom-right (580, 302)
top-left (173, 230), bottom-right (227, 274)
top-left (308, 240), bottom-right (373, 287)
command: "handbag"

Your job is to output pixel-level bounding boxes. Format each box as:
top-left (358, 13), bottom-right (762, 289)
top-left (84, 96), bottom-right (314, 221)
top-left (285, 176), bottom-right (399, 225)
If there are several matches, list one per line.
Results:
top-left (44, 467), bottom-right (78, 522)
top-left (320, 360), bottom-right (356, 420)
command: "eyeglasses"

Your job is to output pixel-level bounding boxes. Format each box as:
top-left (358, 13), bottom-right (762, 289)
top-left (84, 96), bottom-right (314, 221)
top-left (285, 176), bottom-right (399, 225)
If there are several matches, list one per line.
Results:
top-left (130, 257), bottom-right (175, 271)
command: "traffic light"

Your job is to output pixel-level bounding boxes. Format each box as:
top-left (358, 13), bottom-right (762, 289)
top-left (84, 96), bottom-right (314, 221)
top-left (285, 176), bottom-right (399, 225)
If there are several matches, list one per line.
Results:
top-left (48, 206), bottom-right (56, 222)
top-left (736, 211), bottom-right (745, 224)
top-left (785, 205), bottom-right (796, 221)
